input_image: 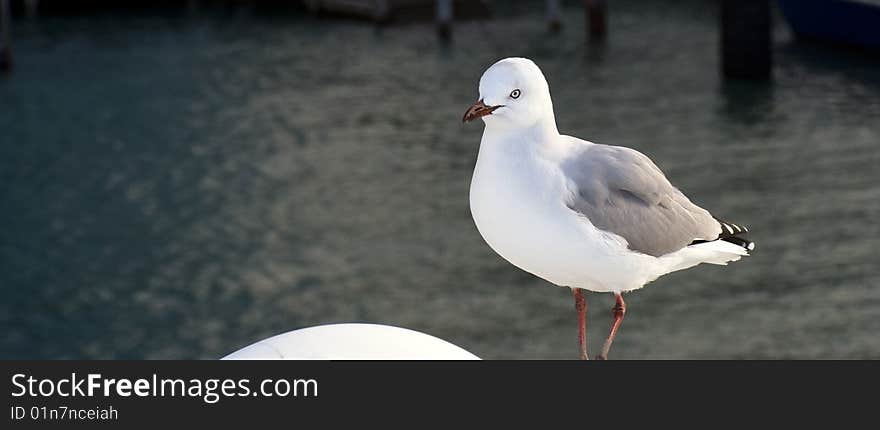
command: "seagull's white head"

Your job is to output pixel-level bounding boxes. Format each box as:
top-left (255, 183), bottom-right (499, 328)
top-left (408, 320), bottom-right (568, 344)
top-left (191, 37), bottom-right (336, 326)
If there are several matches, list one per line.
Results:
top-left (462, 57), bottom-right (556, 132)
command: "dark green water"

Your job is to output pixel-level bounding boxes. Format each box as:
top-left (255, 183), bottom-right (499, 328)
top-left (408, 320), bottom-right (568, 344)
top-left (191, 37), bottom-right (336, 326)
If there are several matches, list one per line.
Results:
top-left (2, 1), bottom-right (879, 359)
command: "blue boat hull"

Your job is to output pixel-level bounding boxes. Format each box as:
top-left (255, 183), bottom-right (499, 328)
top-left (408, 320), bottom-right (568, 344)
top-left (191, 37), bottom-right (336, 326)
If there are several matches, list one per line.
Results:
top-left (778, 0), bottom-right (880, 49)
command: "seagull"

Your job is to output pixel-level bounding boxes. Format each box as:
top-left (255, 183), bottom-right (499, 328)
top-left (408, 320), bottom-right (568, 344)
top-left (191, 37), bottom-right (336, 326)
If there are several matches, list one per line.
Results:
top-left (463, 58), bottom-right (754, 360)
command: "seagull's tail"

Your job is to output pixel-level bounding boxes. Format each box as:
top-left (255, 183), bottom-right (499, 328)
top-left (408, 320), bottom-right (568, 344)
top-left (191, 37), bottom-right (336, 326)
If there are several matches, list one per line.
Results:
top-left (686, 218), bottom-right (755, 266)
top-left (687, 239), bottom-right (751, 265)
top-left (718, 235), bottom-right (755, 253)
top-left (664, 220), bottom-right (754, 272)
top-left (660, 240), bottom-right (747, 275)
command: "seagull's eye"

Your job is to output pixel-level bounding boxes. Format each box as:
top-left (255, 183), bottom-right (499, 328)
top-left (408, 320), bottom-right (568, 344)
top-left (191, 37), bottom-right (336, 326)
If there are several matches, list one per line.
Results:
top-left (510, 89), bottom-right (521, 99)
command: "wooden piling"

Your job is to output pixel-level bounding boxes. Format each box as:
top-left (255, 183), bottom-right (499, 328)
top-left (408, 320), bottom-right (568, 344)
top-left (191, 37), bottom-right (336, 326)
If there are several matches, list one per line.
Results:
top-left (25, 0), bottom-right (38, 18)
top-left (547, 0), bottom-right (562, 32)
top-left (585, 0), bottom-right (606, 42)
top-left (437, 0), bottom-right (453, 41)
top-left (0, 0), bottom-right (11, 74)
top-left (187, 0), bottom-right (199, 16)
top-left (375, 0), bottom-right (390, 23)
top-left (721, 0), bottom-right (772, 79)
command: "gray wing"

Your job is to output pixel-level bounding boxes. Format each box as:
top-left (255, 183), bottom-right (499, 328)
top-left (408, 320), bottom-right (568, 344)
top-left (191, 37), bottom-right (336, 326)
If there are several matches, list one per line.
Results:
top-left (561, 142), bottom-right (722, 257)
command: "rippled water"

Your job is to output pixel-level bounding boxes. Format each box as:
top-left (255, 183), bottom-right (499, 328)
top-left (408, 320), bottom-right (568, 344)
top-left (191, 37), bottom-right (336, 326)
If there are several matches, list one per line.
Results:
top-left (2, 1), bottom-right (879, 359)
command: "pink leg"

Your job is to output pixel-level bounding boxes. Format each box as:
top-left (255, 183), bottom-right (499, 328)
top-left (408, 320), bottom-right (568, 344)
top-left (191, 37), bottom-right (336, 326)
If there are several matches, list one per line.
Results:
top-left (573, 288), bottom-right (589, 360)
top-left (596, 293), bottom-right (626, 360)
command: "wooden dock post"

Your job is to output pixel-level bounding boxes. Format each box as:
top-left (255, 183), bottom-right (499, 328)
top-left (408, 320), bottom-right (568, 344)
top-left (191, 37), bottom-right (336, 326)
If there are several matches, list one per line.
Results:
top-left (547, 0), bottom-right (562, 32)
top-left (584, 0), bottom-right (606, 42)
top-left (375, 0), bottom-right (390, 23)
top-left (0, 0), bottom-right (11, 74)
top-left (187, 0), bottom-right (200, 16)
top-left (437, 0), bottom-right (453, 41)
top-left (721, 0), bottom-right (772, 79)
top-left (25, 0), bottom-right (38, 18)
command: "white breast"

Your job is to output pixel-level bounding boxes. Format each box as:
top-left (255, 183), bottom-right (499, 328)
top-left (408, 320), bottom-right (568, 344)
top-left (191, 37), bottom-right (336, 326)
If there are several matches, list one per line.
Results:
top-left (468, 134), bottom-right (659, 292)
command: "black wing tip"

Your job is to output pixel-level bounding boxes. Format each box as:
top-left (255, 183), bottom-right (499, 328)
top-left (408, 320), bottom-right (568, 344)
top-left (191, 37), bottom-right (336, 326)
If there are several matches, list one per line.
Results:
top-left (716, 217), bottom-right (754, 251)
top-left (689, 236), bottom-right (755, 252)
top-left (690, 218), bottom-right (755, 252)
top-left (720, 236), bottom-right (756, 252)
top-left (715, 218), bottom-right (749, 236)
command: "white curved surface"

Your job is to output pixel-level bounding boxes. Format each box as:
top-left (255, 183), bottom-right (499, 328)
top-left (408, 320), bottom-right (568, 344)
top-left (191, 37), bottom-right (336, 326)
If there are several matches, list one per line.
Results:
top-left (222, 323), bottom-right (480, 360)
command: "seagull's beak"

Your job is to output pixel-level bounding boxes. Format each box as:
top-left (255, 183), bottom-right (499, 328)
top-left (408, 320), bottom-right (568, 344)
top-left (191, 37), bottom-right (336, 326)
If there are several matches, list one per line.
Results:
top-left (462, 99), bottom-right (501, 123)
